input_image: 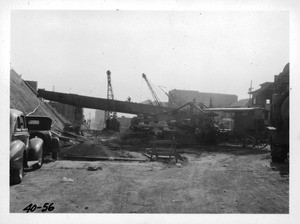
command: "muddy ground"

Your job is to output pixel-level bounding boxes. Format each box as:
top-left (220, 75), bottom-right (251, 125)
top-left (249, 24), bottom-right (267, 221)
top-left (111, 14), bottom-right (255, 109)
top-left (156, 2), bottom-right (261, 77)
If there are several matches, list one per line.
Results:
top-left (10, 140), bottom-right (289, 214)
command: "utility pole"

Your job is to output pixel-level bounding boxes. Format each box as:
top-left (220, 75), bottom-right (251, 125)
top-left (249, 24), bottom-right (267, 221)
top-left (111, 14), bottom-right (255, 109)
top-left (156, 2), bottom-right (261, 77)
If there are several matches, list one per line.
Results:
top-left (88, 112), bottom-right (91, 129)
top-left (248, 80), bottom-right (253, 107)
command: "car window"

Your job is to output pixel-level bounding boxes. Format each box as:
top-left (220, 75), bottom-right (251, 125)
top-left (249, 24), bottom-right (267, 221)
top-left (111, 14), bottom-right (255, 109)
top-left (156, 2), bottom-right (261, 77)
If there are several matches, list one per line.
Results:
top-left (10, 116), bottom-right (16, 138)
top-left (18, 115), bottom-right (27, 130)
top-left (16, 117), bottom-right (22, 130)
top-left (27, 117), bottom-right (52, 130)
top-left (22, 116), bottom-right (28, 130)
top-left (28, 120), bottom-right (40, 125)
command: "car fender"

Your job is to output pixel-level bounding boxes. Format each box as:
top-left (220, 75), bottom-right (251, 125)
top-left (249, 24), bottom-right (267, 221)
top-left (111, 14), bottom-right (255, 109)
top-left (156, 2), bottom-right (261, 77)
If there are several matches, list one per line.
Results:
top-left (30, 131), bottom-right (51, 146)
top-left (10, 140), bottom-right (25, 170)
top-left (28, 137), bottom-right (43, 161)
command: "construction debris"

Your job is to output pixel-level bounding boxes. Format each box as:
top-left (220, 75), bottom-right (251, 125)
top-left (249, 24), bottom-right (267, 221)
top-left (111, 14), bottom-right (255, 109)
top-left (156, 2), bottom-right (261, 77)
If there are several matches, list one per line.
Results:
top-left (62, 177), bottom-right (74, 182)
top-left (87, 165), bottom-right (102, 171)
top-left (63, 155), bottom-right (147, 162)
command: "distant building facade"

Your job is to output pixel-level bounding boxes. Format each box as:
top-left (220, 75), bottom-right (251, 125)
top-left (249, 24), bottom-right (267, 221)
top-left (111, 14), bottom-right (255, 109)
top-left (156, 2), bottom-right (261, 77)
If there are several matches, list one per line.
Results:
top-left (249, 82), bottom-right (273, 111)
top-left (229, 98), bottom-right (250, 108)
top-left (94, 110), bottom-right (105, 129)
top-left (117, 116), bottom-right (132, 132)
top-left (168, 89), bottom-right (238, 108)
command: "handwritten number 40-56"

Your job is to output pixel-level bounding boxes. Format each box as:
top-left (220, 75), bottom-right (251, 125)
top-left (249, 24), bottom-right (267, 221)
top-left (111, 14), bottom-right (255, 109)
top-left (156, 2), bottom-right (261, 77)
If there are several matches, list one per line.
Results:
top-left (23, 203), bottom-right (54, 213)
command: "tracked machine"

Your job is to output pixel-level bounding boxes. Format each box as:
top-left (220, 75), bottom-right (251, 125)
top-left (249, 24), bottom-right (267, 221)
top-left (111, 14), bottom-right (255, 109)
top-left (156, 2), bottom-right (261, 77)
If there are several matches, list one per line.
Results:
top-left (268, 63), bottom-right (289, 162)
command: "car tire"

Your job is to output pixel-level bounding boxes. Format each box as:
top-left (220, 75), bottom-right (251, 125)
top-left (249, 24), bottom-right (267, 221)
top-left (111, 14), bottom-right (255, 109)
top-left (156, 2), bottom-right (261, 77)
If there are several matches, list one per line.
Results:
top-left (52, 152), bottom-right (58, 161)
top-left (271, 145), bottom-right (287, 163)
top-left (37, 151), bottom-right (43, 168)
top-left (50, 137), bottom-right (60, 161)
top-left (11, 166), bottom-right (24, 185)
top-left (241, 136), bottom-right (255, 149)
top-left (32, 150), bottom-right (43, 170)
top-left (253, 138), bottom-right (269, 150)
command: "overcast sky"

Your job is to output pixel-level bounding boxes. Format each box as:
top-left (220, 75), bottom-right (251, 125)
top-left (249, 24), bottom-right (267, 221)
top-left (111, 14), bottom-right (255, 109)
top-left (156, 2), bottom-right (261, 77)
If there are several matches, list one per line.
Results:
top-left (11, 10), bottom-right (289, 118)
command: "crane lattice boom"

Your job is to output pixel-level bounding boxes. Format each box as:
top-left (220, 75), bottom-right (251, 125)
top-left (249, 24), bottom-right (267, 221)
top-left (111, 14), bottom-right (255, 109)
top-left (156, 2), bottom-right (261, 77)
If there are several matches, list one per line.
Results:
top-left (142, 73), bottom-right (164, 110)
top-left (105, 70), bottom-right (115, 120)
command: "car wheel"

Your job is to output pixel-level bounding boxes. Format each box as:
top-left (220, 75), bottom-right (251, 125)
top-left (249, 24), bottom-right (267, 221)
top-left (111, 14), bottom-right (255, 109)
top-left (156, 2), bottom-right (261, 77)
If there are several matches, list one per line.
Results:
top-left (50, 137), bottom-right (60, 161)
top-left (52, 152), bottom-right (58, 161)
top-left (37, 151), bottom-right (43, 168)
top-left (11, 166), bottom-right (24, 185)
top-left (32, 150), bottom-right (43, 170)
top-left (240, 136), bottom-right (255, 149)
top-left (271, 145), bottom-right (287, 163)
top-left (253, 139), bottom-right (269, 150)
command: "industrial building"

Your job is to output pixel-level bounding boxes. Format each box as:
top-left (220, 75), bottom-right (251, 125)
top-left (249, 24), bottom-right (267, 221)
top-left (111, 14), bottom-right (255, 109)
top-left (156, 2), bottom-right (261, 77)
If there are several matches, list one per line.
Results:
top-left (168, 89), bottom-right (238, 108)
top-left (94, 110), bottom-right (105, 129)
top-left (249, 82), bottom-right (273, 111)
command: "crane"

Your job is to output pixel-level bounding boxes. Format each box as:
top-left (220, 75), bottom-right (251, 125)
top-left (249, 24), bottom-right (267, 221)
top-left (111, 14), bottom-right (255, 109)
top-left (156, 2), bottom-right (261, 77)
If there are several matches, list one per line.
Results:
top-left (105, 70), bottom-right (116, 121)
top-left (104, 70), bottom-right (119, 131)
top-left (142, 73), bottom-right (165, 111)
top-left (158, 85), bottom-right (180, 108)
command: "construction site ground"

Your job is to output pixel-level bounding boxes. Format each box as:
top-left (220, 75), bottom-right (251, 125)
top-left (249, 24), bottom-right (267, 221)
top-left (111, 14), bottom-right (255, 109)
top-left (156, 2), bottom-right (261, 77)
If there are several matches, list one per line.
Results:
top-left (9, 136), bottom-right (289, 214)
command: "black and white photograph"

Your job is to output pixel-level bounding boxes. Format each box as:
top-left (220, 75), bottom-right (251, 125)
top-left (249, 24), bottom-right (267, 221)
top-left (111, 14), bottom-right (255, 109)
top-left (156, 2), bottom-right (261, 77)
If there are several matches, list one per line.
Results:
top-left (1, 0), bottom-right (299, 223)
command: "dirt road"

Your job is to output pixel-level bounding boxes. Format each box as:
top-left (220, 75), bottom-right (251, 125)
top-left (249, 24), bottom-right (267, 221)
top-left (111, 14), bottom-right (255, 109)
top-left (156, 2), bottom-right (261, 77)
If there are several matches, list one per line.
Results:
top-left (10, 146), bottom-right (289, 213)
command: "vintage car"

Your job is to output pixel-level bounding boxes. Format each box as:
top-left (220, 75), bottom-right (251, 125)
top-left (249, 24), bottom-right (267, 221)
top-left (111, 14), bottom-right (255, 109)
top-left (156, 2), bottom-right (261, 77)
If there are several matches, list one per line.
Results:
top-left (26, 115), bottom-right (60, 160)
top-left (10, 109), bottom-right (44, 184)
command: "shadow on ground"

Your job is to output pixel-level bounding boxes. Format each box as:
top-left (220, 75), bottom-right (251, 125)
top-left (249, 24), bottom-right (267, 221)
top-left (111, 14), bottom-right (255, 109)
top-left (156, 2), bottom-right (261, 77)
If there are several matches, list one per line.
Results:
top-left (270, 161), bottom-right (289, 177)
top-left (180, 145), bottom-right (271, 156)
